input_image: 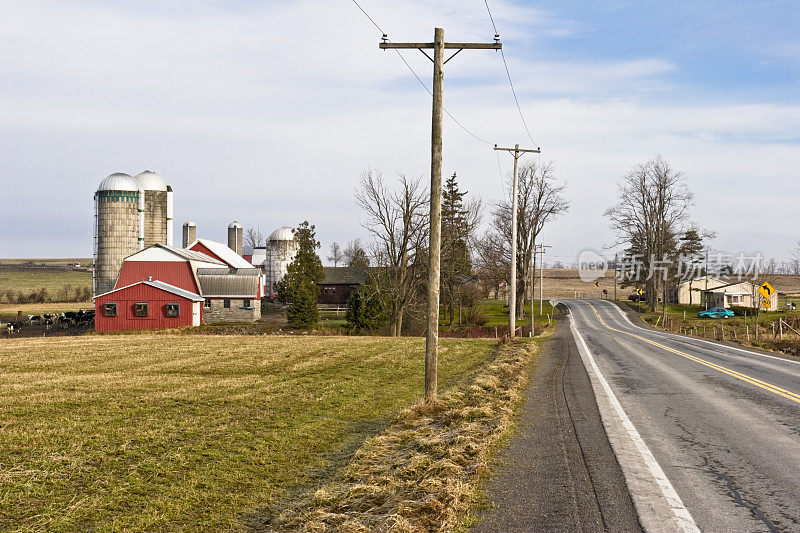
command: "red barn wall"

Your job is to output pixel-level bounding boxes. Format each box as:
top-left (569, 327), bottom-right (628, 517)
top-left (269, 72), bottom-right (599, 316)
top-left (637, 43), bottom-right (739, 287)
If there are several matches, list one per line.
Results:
top-left (114, 261), bottom-right (199, 294)
top-left (95, 283), bottom-right (198, 332)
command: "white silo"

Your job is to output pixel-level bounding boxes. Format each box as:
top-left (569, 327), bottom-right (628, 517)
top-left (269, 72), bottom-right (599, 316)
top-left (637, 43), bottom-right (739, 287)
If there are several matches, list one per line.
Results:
top-left (182, 220), bottom-right (197, 248)
top-left (266, 226), bottom-right (299, 299)
top-left (228, 221), bottom-right (243, 256)
top-left (134, 171), bottom-right (169, 249)
top-left (94, 173), bottom-right (140, 296)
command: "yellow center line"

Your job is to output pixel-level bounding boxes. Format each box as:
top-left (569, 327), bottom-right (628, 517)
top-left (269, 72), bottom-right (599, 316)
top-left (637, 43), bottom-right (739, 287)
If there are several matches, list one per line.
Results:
top-left (586, 302), bottom-right (800, 406)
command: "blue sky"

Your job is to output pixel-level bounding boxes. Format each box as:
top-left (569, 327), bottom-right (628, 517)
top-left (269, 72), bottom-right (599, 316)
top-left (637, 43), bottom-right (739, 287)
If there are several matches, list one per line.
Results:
top-left (0, 0), bottom-right (798, 264)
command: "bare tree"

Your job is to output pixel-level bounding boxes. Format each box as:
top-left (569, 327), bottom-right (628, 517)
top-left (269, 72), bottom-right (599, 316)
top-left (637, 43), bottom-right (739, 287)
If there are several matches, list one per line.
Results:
top-left (474, 230), bottom-right (507, 299)
top-left (327, 242), bottom-right (344, 266)
top-left (355, 170), bottom-right (428, 336)
top-left (244, 227), bottom-right (265, 249)
top-left (791, 241), bottom-right (800, 275)
top-left (605, 156), bottom-right (693, 311)
top-left (489, 160), bottom-right (569, 315)
top-left (344, 238), bottom-right (370, 268)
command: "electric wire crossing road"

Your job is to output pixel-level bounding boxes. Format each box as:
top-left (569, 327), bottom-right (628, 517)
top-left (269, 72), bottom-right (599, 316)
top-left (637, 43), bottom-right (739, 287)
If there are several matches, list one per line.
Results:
top-left (563, 299), bottom-right (800, 532)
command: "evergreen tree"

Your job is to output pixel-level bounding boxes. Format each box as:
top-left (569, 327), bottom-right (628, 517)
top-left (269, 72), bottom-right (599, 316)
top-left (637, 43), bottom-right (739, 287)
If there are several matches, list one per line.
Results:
top-left (345, 286), bottom-right (387, 333)
top-left (276, 221), bottom-right (324, 328)
top-left (441, 173), bottom-right (473, 325)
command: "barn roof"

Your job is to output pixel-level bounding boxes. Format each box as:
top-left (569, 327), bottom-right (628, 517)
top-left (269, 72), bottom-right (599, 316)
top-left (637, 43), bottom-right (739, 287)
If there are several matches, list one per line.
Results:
top-left (188, 239), bottom-right (253, 269)
top-left (197, 274), bottom-right (260, 297)
top-left (94, 279), bottom-right (204, 301)
top-left (124, 244), bottom-right (226, 267)
top-left (196, 268), bottom-right (261, 276)
top-left (322, 267), bottom-right (369, 285)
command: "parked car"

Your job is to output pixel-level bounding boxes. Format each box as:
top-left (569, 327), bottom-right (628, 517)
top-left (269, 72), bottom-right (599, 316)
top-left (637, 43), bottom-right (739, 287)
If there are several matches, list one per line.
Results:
top-left (697, 307), bottom-right (734, 319)
top-left (628, 292), bottom-right (647, 302)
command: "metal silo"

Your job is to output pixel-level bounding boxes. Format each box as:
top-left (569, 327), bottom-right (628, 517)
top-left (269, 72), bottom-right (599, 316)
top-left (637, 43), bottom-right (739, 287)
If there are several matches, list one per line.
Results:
top-left (266, 226), bottom-right (298, 299)
top-left (134, 171), bottom-right (169, 249)
top-left (228, 221), bottom-right (243, 256)
top-left (94, 173), bottom-right (140, 296)
top-left (182, 220), bottom-right (197, 248)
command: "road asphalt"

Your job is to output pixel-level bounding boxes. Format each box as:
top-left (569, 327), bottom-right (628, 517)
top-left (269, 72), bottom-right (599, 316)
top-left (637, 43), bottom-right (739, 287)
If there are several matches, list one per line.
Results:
top-left (474, 312), bottom-right (642, 532)
top-left (561, 298), bottom-right (800, 532)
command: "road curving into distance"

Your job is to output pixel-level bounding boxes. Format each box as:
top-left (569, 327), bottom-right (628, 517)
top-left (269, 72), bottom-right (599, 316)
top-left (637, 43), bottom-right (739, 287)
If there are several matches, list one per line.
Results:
top-left (561, 298), bottom-right (800, 532)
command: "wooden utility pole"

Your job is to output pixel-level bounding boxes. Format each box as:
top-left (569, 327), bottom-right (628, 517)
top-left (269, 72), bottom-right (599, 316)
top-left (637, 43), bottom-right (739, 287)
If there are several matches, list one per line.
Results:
top-left (495, 144), bottom-right (540, 338)
top-left (536, 244), bottom-right (551, 314)
top-left (381, 29), bottom-right (501, 402)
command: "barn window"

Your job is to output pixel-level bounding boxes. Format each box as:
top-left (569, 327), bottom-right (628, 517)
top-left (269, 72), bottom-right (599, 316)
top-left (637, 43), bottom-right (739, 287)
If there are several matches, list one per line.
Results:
top-left (204, 299), bottom-right (211, 308)
top-left (166, 303), bottom-right (180, 317)
top-left (134, 302), bottom-right (149, 317)
top-left (104, 303), bottom-right (117, 317)
top-left (243, 299), bottom-right (251, 308)
top-left (223, 299), bottom-right (231, 308)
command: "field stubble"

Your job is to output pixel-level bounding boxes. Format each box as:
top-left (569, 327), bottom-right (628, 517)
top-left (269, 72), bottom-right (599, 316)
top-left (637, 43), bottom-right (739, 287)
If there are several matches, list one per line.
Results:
top-left (0, 334), bottom-right (497, 531)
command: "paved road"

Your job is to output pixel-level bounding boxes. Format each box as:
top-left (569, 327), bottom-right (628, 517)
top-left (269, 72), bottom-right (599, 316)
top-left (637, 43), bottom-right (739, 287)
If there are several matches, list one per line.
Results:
top-left (563, 298), bottom-right (800, 532)
top-left (475, 320), bottom-right (641, 532)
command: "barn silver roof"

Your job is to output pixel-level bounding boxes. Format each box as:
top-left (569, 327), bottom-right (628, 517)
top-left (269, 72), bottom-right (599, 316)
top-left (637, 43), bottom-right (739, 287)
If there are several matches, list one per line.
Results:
top-left (134, 170), bottom-right (168, 191)
top-left (97, 172), bottom-right (138, 192)
top-left (197, 273), bottom-right (260, 297)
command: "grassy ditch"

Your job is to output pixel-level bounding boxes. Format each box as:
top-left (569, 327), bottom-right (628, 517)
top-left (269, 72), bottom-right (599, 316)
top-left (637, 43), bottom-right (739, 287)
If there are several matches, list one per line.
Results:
top-left (0, 335), bottom-right (496, 531)
top-left (270, 338), bottom-right (539, 532)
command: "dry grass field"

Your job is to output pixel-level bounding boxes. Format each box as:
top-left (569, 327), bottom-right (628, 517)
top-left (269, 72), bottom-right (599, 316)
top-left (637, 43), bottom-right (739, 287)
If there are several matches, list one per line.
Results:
top-left (0, 334), bottom-right (496, 531)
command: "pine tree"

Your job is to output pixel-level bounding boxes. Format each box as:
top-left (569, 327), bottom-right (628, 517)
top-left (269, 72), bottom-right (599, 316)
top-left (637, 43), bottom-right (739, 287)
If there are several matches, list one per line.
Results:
top-left (276, 221), bottom-right (324, 328)
top-left (441, 173), bottom-right (473, 325)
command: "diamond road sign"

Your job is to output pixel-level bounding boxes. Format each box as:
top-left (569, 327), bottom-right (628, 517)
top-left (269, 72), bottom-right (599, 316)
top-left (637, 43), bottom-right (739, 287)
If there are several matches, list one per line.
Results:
top-left (758, 281), bottom-right (775, 299)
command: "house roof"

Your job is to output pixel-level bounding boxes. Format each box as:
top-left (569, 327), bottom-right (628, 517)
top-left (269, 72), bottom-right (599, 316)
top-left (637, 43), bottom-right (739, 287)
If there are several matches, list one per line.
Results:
top-left (94, 279), bottom-right (205, 301)
top-left (679, 276), bottom-right (726, 287)
top-left (322, 267), bottom-right (369, 285)
top-left (701, 280), bottom-right (756, 294)
top-left (188, 239), bottom-right (253, 269)
top-left (197, 274), bottom-right (260, 297)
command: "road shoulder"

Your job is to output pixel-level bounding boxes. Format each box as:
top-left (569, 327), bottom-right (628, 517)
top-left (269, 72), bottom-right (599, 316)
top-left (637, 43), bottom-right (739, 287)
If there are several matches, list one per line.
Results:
top-left (473, 315), bottom-right (641, 532)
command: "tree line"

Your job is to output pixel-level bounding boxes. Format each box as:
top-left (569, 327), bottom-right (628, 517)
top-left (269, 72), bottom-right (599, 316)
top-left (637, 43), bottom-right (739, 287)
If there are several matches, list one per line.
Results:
top-left (277, 161), bottom-right (570, 334)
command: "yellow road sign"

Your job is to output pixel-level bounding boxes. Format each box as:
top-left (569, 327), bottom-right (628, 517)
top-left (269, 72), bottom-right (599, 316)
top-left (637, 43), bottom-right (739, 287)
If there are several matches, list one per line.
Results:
top-left (763, 297), bottom-right (772, 308)
top-left (758, 281), bottom-right (775, 299)
top-left (594, 280), bottom-right (600, 287)
top-left (636, 288), bottom-right (643, 295)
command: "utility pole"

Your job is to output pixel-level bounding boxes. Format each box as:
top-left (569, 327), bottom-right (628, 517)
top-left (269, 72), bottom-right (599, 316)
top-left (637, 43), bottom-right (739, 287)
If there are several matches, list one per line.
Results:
top-left (536, 244), bottom-right (551, 314)
top-left (530, 232), bottom-right (535, 337)
top-left (380, 29), bottom-right (501, 402)
top-left (495, 144), bottom-right (540, 338)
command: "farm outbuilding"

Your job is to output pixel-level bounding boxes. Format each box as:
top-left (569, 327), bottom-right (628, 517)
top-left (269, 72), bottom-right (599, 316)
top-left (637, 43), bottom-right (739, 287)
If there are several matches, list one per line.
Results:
top-left (94, 280), bottom-right (203, 332)
top-left (318, 267), bottom-right (369, 307)
top-left (197, 268), bottom-right (263, 322)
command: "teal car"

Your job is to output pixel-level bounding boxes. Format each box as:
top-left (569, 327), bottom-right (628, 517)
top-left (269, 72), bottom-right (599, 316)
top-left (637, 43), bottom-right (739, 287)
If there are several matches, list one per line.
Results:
top-left (697, 307), bottom-right (734, 319)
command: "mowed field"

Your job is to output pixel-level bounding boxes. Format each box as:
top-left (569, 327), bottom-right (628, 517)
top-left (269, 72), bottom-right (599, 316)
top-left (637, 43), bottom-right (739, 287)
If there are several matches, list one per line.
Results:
top-left (0, 335), bottom-right (496, 531)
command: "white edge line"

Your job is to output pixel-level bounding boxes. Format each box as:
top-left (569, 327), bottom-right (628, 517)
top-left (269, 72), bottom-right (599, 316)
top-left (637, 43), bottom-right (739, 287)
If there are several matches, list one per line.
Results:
top-left (567, 308), bottom-right (700, 533)
top-left (600, 299), bottom-right (800, 368)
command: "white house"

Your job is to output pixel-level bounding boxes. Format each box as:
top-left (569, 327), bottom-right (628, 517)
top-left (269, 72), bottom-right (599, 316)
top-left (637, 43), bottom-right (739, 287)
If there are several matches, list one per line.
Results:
top-left (677, 276), bottom-right (727, 305)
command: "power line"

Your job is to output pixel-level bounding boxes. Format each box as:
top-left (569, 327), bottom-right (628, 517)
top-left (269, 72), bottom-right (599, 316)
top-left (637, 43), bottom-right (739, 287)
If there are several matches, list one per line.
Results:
top-left (483, 0), bottom-right (539, 147)
top-left (350, 0), bottom-right (493, 145)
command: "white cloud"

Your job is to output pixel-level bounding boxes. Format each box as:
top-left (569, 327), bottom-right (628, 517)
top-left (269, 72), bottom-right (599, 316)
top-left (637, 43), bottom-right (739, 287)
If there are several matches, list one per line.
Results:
top-left (0, 0), bottom-right (798, 264)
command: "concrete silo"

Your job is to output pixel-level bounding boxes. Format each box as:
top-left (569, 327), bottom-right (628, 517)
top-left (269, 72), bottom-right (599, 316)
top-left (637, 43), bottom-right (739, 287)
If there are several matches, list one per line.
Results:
top-left (134, 171), bottom-right (170, 248)
top-left (93, 173), bottom-right (140, 296)
top-left (182, 221), bottom-right (197, 248)
top-left (228, 221), bottom-right (243, 256)
top-left (265, 226), bottom-right (299, 299)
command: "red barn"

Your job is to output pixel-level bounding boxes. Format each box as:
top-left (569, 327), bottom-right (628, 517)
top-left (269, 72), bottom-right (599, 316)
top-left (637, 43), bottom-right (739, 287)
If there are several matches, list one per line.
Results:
top-left (94, 280), bottom-right (204, 332)
top-left (114, 244), bottom-right (226, 293)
